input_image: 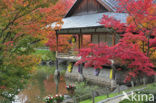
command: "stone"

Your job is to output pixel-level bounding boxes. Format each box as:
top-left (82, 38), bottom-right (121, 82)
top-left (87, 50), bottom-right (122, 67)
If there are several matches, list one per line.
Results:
top-left (62, 95), bottom-right (74, 103)
top-left (62, 99), bottom-right (74, 103)
top-left (111, 80), bottom-right (117, 89)
top-left (115, 71), bottom-right (127, 85)
top-left (77, 73), bottom-right (84, 82)
top-left (64, 95), bottom-right (71, 99)
top-left (65, 65), bottom-right (127, 86)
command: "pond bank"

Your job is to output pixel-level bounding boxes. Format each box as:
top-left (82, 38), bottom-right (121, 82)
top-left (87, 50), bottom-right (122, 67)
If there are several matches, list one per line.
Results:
top-left (13, 65), bottom-right (108, 103)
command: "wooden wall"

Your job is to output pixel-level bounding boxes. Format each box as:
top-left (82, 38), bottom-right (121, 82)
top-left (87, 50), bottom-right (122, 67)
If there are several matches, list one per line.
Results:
top-left (92, 33), bottom-right (113, 46)
top-left (69, 0), bottom-right (107, 16)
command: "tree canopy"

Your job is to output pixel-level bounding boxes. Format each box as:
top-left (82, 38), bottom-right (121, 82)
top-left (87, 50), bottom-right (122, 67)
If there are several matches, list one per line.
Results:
top-left (77, 0), bottom-right (156, 82)
top-left (0, 0), bottom-right (74, 101)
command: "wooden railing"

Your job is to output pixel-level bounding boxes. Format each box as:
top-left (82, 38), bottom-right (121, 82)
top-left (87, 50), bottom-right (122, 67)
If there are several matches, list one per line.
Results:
top-left (56, 50), bottom-right (80, 61)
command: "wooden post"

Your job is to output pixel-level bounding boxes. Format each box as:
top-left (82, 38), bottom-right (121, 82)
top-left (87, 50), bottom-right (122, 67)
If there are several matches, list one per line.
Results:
top-left (106, 87), bottom-right (109, 98)
top-left (111, 62), bottom-right (116, 80)
top-left (117, 85), bottom-right (120, 94)
top-left (131, 81), bottom-right (134, 88)
top-left (56, 31), bottom-right (58, 57)
top-left (110, 60), bottom-right (117, 89)
top-left (73, 96), bottom-right (77, 103)
top-left (143, 77), bottom-right (146, 86)
top-left (112, 34), bottom-right (116, 46)
top-left (98, 34), bottom-right (100, 44)
top-left (91, 34), bottom-right (93, 43)
top-left (56, 59), bottom-right (58, 70)
top-left (81, 34), bottom-right (83, 48)
top-left (54, 59), bottom-right (60, 94)
top-left (92, 91), bottom-right (95, 103)
top-left (55, 31), bottom-right (59, 94)
top-left (78, 34), bottom-right (81, 49)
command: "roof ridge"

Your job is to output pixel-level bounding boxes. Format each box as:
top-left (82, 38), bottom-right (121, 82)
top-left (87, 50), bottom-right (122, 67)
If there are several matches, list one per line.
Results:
top-left (64, 0), bottom-right (78, 18)
top-left (65, 0), bottom-right (115, 18)
top-left (103, 0), bottom-right (116, 11)
top-left (97, 0), bottom-right (118, 12)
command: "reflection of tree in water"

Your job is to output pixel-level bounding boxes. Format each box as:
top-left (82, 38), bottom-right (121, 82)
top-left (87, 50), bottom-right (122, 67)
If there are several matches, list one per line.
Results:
top-left (44, 75), bottom-right (67, 95)
top-left (18, 68), bottom-right (67, 103)
top-left (20, 81), bottom-right (42, 103)
top-left (33, 70), bottom-right (47, 98)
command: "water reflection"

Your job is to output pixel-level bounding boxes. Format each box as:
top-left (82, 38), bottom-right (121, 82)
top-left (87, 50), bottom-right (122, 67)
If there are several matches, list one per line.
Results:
top-left (15, 66), bottom-right (67, 103)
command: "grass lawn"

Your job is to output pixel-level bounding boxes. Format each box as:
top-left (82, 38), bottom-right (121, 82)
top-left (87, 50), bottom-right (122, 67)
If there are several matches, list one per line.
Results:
top-left (33, 49), bottom-right (56, 61)
top-left (120, 83), bottom-right (156, 103)
top-left (80, 82), bottom-right (156, 103)
top-left (33, 49), bottom-right (50, 55)
top-left (80, 92), bottom-right (119, 103)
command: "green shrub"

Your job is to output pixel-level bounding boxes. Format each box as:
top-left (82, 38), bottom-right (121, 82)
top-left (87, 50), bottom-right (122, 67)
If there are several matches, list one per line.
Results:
top-left (33, 49), bottom-right (56, 61)
top-left (73, 82), bottom-right (100, 102)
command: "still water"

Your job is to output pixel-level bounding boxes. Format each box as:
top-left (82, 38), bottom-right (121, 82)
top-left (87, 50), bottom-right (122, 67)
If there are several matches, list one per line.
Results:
top-left (13, 66), bottom-right (67, 103)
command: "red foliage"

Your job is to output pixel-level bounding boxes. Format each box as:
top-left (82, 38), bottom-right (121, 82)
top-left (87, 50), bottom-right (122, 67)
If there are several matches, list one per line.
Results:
top-left (99, 15), bottom-right (126, 33)
top-left (99, 0), bottom-right (156, 55)
top-left (100, 0), bottom-right (156, 41)
top-left (77, 42), bottom-right (155, 82)
top-left (150, 38), bottom-right (156, 47)
top-left (77, 0), bottom-right (156, 82)
top-left (120, 33), bottom-right (147, 44)
top-left (46, 34), bottom-right (71, 52)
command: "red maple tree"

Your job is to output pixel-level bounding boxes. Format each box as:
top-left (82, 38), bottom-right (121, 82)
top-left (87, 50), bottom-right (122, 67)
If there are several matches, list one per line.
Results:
top-left (77, 0), bottom-right (156, 82)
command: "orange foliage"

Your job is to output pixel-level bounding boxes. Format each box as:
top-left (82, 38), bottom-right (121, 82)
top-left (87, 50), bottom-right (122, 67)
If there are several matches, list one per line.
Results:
top-left (126, 3), bottom-right (156, 36)
top-left (0, 0), bottom-right (76, 67)
top-left (45, 0), bottom-right (78, 52)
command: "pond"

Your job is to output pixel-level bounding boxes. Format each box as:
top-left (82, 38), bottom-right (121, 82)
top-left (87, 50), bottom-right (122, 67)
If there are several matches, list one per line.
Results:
top-left (13, 66), bottom-right (67, 103)
top-left (13, 65), bottom-right (109, 103)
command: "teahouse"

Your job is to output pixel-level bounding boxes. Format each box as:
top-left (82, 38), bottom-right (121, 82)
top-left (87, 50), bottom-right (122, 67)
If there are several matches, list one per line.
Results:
top-left (52, 0), bottom-right (128, 87)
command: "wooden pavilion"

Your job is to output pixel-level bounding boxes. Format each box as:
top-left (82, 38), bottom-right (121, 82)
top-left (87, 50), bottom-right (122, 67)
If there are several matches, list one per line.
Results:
top-left (52, 0), bottom-right (129, 86)
top-left (53, 0), bottom-right (128, 61)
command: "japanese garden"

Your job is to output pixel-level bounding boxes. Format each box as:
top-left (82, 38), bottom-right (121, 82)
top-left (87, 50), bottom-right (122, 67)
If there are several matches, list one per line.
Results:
top-left (0, 0), bottom-right (156, 103)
